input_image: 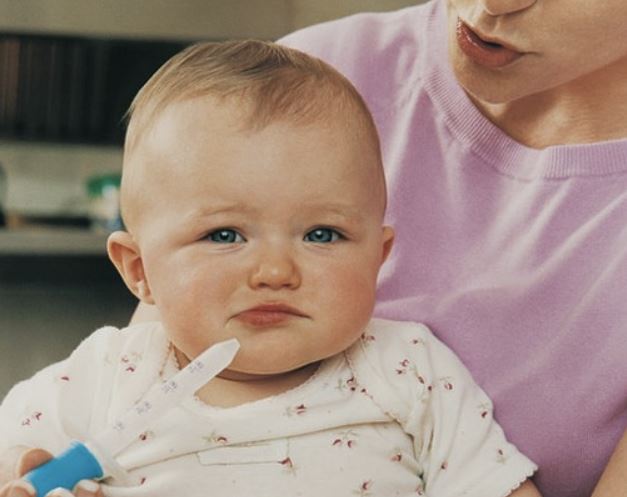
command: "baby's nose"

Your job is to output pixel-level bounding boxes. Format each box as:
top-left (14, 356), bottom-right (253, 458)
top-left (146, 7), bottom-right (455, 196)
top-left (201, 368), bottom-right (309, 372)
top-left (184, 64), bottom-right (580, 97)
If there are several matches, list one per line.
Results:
top-left (248, 251), bottom-right (301, 290)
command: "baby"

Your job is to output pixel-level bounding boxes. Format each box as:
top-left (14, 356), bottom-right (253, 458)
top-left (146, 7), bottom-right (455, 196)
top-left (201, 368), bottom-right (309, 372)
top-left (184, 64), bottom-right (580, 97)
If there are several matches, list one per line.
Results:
top-left (0, 41), bottom-right (540, 497)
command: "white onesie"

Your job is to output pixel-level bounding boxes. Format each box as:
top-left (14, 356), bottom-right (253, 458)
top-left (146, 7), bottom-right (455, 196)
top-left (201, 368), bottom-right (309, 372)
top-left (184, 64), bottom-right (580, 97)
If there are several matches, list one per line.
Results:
top-left (0, 319), bottom-right (536, 496)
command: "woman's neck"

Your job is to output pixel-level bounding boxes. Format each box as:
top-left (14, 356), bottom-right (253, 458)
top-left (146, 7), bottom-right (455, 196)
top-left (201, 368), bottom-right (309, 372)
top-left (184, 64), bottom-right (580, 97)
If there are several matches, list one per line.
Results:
top-left (471, 56), bottom-right (627, 149)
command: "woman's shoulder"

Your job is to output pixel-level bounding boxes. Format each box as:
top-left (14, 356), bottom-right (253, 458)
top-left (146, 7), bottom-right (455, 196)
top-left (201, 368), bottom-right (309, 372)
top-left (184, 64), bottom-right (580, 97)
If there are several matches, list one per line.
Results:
top-left (279, 1), bottom-right (440, 104)
top-left (280, 4), bottom-right (429, 57)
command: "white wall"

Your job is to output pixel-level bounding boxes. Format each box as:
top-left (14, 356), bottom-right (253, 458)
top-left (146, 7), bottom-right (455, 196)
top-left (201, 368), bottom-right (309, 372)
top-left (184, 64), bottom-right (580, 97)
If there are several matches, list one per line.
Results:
top-left (0, 0), bottom-right (419, 40)
top-left (0, 0), bottom-right (290, 40)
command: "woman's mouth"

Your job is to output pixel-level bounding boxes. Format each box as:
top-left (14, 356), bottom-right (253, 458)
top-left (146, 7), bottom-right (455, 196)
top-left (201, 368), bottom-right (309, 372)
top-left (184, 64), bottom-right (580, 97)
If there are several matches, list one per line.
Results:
top-left (456, 19), bottom-right (523, 68)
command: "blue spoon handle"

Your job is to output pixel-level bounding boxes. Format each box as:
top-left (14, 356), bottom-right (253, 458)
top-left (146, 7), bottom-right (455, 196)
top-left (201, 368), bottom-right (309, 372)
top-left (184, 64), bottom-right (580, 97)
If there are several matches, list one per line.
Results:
top-left (24, 441), bottom-right (103, 497)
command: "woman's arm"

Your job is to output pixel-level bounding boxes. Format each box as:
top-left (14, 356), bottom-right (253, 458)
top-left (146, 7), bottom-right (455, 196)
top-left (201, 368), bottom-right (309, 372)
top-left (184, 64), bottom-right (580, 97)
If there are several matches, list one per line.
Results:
top-left (591, 428), bottom-right (627, 497)
top-left (510, 480), bottom-right (542, 497)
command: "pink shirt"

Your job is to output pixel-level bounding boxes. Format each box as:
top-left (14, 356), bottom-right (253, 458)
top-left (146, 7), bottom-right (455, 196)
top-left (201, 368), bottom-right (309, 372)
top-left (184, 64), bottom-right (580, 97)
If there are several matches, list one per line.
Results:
top-left (280, 2), bottom-right (627, 497)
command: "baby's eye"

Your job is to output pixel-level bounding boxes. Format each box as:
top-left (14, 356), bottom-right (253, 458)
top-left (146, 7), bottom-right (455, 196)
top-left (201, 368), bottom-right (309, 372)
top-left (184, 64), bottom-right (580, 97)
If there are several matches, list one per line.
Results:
top-left (304, 228), bottom-right (343, 243)
top-left (207, 229), bottom-right (245, 244)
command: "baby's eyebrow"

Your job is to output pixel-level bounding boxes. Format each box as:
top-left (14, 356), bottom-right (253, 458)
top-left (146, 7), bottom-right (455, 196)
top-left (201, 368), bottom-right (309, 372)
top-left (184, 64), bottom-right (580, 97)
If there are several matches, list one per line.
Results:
top-left (183, 204), bottom-right (254, 223)
top-left (182, 202), bottom-right (365, 225)
top-left (301, 203), bottom-right (365, 223)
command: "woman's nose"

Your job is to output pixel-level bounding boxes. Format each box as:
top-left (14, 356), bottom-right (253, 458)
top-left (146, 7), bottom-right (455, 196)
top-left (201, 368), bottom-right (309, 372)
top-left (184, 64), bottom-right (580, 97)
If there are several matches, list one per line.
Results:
top-left (480, 0), bottom-right (536, 16)
top-left (248, 249), bottom-right (301, 290)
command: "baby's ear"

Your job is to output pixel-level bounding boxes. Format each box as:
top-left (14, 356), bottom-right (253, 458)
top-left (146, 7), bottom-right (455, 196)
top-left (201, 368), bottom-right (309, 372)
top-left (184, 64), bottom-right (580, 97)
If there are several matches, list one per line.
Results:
top-left (107, 231), bottom-right (155, 304)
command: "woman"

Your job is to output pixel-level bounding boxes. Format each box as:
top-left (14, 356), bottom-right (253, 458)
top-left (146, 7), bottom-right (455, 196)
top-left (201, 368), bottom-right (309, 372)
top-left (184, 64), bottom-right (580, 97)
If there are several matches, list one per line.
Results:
top-left (276, 1), bottom-right (627, 496)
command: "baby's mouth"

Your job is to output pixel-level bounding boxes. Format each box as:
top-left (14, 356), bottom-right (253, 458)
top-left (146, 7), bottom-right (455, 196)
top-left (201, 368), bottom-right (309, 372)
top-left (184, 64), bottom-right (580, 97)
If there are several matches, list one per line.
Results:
top-left (235, 303), bottom-right (308, 327)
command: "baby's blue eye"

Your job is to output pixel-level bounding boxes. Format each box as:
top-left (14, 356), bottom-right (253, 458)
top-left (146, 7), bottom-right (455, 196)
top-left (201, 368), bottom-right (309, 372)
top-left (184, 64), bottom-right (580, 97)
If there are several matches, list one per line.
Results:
top-left (207, 229), bottom-right (245, 243)
top-left (304, 228), bottom-right (342, 243)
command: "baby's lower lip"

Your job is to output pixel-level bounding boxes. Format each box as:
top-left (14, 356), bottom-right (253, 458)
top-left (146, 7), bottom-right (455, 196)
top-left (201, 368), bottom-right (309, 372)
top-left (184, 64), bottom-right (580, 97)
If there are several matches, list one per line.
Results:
top-left (456, 19), bottom-right (523, 68)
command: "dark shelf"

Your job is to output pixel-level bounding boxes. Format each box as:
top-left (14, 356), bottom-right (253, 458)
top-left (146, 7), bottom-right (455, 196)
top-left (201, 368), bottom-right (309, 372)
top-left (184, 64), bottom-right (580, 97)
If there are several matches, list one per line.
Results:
top-left (0, 32), bottom-right (190, 145)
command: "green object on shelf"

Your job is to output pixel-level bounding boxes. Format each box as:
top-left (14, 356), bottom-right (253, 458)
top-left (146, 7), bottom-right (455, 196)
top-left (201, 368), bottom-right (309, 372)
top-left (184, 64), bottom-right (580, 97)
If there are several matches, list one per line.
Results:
top-left (87, 173), bottom-right (121, 197)
top-left (86, 173), bottom-right (123, 232)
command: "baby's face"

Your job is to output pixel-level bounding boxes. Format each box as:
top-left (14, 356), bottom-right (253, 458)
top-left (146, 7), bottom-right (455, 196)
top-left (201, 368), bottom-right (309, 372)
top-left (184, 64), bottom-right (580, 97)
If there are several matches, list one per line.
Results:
top-left (126, 96), bottom-right (393, 377)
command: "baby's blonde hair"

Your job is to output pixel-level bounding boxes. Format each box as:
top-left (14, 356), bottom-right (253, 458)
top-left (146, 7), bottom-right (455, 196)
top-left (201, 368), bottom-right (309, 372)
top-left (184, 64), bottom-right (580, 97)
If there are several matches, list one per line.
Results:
top-left (125, 39), bottom-right (380, 155)
top-left (122, 40), bottom-right (385, 231)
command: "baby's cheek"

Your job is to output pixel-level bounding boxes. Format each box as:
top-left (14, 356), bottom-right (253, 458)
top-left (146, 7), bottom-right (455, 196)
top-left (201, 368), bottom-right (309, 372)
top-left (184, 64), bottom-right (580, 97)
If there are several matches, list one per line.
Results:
top-left (323, 264), bottom-right (378, 322)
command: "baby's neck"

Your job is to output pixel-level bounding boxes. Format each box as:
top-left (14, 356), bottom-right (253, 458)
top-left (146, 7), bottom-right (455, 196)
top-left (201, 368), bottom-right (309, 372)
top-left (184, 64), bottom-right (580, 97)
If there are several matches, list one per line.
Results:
top-left (175, 348), bottom-right (320, 408)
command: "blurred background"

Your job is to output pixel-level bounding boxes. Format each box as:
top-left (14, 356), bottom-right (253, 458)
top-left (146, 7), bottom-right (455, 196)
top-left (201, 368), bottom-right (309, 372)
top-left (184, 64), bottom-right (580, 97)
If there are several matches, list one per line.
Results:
top-left (0, 0), bottom-right (420, 396)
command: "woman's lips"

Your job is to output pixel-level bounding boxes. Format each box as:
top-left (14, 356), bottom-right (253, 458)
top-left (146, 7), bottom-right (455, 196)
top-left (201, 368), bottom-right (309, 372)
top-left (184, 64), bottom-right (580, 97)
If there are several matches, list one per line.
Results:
top-left (235, 304), bottom-right (307, 327)
top-left (456, 19), bottom-right (523, 68)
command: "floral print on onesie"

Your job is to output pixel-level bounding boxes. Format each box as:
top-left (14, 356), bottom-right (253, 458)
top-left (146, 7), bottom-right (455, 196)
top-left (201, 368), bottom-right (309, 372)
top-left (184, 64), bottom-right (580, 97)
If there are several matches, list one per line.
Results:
top-left (0, 319), bottom-right (536, 497)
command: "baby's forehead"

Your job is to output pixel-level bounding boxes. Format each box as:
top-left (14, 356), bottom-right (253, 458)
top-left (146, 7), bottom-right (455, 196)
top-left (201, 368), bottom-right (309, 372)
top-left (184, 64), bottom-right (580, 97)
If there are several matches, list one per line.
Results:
top-left (137, 95), bottom-right (378, 167)
top-left (124, 93), bottom-right (386, 222)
